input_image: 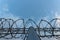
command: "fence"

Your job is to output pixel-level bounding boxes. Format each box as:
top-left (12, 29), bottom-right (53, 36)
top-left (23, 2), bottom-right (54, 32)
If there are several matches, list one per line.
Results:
top-left (0, 18), bottom-right (60, 40)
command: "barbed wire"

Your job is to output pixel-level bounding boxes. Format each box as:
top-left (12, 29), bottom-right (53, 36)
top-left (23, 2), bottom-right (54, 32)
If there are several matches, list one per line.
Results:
top-left (0, 18), bottom-right (60, 40)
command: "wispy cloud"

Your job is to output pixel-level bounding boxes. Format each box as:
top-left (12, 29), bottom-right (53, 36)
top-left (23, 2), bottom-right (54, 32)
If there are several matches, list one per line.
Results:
top-left (0, 4), bottom-right (20, 20)
top-left (55, 12), bottom-right (60, 18)
top-left (0, 4), bottom-right (23, 40)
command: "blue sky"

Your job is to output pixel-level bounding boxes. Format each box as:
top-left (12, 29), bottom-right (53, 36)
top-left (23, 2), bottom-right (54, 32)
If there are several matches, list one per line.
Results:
top-left (8, 0), bottom-right (54, 18)
top-left (0, 0), bottom-right (60, 40)
top-left (0, 0), bottom-right (60, 20)
top-left (8, 0), bottom-right (60, 18)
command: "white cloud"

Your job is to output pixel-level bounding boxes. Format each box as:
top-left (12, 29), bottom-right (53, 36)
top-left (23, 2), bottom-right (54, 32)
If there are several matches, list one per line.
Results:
top-left (0, 4), bottom-right (23, 40)
top-left (0, 4), bottom-right (20, 20)
top-left (55, 12), bottom-right (60, 18)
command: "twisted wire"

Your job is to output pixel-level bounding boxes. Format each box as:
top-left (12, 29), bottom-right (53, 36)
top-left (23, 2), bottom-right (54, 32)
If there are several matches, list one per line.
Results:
top-left (0, 18), bottom-right (60, 40)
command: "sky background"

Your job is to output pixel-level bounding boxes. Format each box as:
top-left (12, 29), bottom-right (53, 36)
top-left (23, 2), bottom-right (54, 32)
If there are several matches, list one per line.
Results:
top-left (0, 0), bottom-right (60, 40)
top-left (0, 0), bottom-right (60, 19)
